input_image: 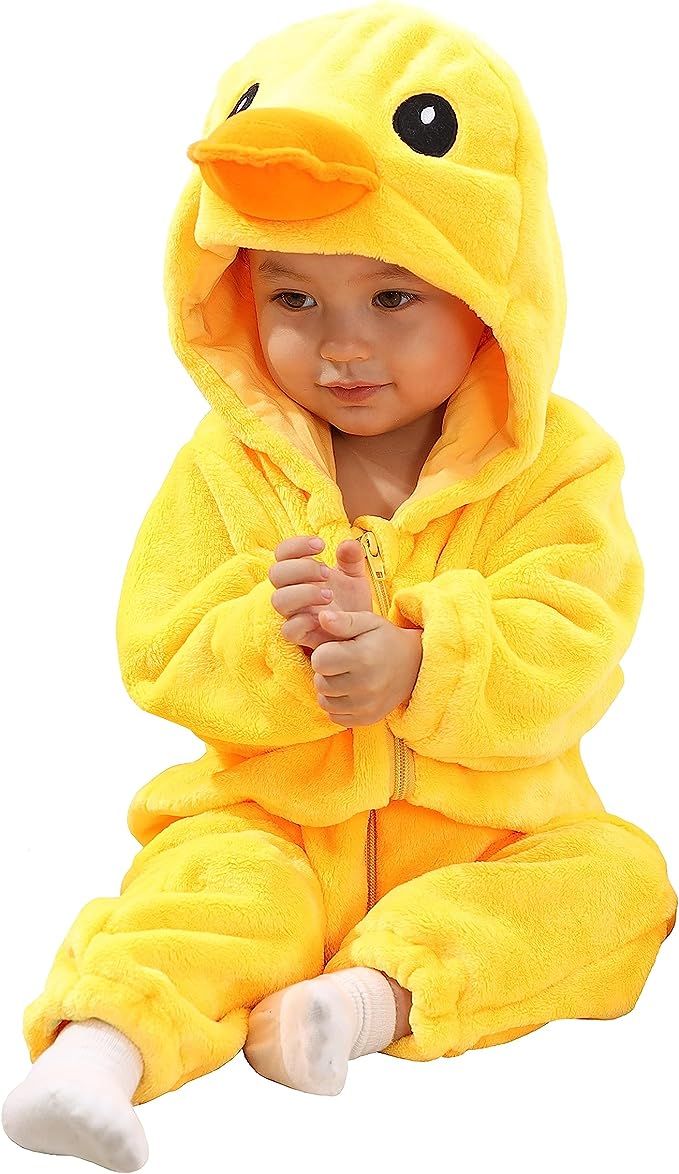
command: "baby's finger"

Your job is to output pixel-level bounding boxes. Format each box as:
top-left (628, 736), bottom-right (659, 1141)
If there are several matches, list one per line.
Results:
top-left (274, 535), bottom-right (324, 561)
top-left (335, 539), bottom-right (367, 570)
top-left (280, 613), bottom-right (316, 645)
top-left (337, 539), bottom-right (363, 556)
top-left (269, 553), bottom-right (329, 589)
top-left (271, 581), bottom-right (333, 618)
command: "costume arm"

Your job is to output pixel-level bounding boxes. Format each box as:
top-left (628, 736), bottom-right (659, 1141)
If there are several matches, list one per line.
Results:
top-left (116, 441), bottom-right (335, 750)
top-left (385, 431), bottom-right (644, 768)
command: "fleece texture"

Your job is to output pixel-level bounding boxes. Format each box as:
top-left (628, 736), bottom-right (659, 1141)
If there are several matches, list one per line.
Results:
top-left (22, 0), bottom-right (676, 1105)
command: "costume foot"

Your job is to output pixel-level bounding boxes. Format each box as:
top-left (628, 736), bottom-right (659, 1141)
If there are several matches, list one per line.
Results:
top-left (2, 1019), bottom-right (148, 1172)
top-left (243, 966), bottom-right (397, 1096)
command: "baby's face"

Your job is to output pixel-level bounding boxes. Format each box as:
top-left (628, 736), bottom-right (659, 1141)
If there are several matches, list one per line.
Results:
top-left (247, 249), bottom-right (486, 437)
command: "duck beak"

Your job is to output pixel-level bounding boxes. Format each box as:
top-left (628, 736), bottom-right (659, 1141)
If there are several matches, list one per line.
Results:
top-left (187, 106), bottom-right (380, 221)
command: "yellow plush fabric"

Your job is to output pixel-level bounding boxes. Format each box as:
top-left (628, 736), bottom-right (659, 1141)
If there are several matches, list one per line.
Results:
top-left (23, 1), bottom-right (676, 1105)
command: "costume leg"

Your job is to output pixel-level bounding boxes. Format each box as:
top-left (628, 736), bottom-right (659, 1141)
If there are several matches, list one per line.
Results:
top-left (23, 801), bottom-right (326, 1104)
top-left (323, 810), bottom-right (677, 1060)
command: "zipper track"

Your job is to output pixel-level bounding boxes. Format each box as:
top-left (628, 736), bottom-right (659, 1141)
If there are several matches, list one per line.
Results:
top-left (357, 529), bottom-right (415, 912)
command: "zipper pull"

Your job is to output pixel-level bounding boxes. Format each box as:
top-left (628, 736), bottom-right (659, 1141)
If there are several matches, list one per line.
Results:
top-left (359, 530), bottom-right (386, 578)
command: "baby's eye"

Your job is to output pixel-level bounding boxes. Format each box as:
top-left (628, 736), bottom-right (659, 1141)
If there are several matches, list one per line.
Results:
top-left (374, 290), bottom-right (420, 310)
top-left (274, 291), bottom-right (314, 310)
top-left (272, 290), bottom-right (420, 312)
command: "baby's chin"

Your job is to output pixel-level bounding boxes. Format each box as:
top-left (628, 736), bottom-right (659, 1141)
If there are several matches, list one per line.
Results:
top-left (311, 400), bottom-right (393, 434)
top-left (279, 385), bottom-right (446, 437)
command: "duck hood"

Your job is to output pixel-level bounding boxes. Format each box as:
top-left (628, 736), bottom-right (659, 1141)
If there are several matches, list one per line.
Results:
top-left (163, 0), bottom-right (566, 535)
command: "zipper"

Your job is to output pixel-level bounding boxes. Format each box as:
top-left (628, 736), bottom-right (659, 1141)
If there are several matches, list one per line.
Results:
top-left (365, 808), bottom-right (377, 913)
top-left (357, 528), bottom-right (416, 912)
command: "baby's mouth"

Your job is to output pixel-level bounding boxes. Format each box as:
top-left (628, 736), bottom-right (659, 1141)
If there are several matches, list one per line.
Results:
top-left (324, 384), bottom-right (387, 402)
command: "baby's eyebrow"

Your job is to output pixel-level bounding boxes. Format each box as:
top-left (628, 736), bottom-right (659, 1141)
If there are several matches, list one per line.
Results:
top-left (256, 259), bottom-right (421, 285)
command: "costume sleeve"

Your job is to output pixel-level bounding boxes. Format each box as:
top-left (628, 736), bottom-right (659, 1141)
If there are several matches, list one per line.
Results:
top-left (385, 432), bottom-right (644, 769)
top-left (115, 441), bottom-right (336, 750)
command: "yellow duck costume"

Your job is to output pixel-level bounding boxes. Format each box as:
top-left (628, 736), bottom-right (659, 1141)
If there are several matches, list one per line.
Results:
top-left (22, 0), bottom-right (677, 1106)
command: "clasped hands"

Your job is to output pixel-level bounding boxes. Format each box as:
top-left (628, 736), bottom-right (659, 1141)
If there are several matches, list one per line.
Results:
top-left (269, 534), bottom-right (423, 727)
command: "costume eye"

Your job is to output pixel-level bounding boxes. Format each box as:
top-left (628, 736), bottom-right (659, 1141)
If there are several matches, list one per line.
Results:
top-left (392, 92), bottom-right (458, 157)
top-left (227, 82), bottom-right (259, 118)
top-left (226, 85), bottom-right (458, 160)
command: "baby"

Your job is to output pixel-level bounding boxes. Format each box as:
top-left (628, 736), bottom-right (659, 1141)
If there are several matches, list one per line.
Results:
top-left (4, 3), bottom-right (677, 1172)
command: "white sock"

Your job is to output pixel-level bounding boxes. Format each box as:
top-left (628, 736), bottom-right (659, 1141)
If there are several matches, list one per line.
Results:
top-left (2, 1018), bottom-right (149, 1172)
top-left (243, 966), bottom-right (398, 1095)
top-left (334, 967), bottom-right (399, 1059)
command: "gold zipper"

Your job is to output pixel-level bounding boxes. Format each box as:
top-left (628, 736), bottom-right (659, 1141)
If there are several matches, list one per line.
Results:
top-left (365, 808), bottom-right (377, 913)
top-left (357, 529), bottom-right (415, 912)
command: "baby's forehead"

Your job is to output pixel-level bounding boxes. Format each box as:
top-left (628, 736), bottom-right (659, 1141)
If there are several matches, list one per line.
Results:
top-left (248, 248), bottom-right (428, 285)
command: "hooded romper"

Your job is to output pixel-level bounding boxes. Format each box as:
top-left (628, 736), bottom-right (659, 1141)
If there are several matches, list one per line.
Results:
top-left (22, 1), bottom-right (677, 1106)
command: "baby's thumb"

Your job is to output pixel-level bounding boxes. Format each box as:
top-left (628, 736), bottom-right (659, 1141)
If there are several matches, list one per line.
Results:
top-left (335, 539), bottom-right (370, 578)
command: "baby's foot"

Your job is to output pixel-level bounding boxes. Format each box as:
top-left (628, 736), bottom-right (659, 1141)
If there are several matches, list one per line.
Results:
top-left (2, 1018), bottom-right (148, 1172)
top-left (243, 967), bottom-right (398, 1096)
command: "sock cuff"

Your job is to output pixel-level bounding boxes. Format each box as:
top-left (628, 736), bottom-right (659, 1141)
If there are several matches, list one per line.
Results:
top-left (44, 1018), bottom-right (144, 1100)
top-left (328, 967), bottom-right (397, 1059)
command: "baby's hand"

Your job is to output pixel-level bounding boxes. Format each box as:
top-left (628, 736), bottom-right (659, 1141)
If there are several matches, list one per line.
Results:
top-left (309, 612), bottom-right (423, 726)
top-left (269, 535), bottom-right (374, 652)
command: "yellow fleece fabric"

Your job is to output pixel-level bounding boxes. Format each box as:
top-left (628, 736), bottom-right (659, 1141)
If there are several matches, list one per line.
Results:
top-left (23, 1), bottom-right (676, 1105)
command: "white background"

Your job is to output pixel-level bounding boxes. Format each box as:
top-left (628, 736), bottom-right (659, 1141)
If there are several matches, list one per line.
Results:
top-left (1, 0), bottom-right (677, 1170)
